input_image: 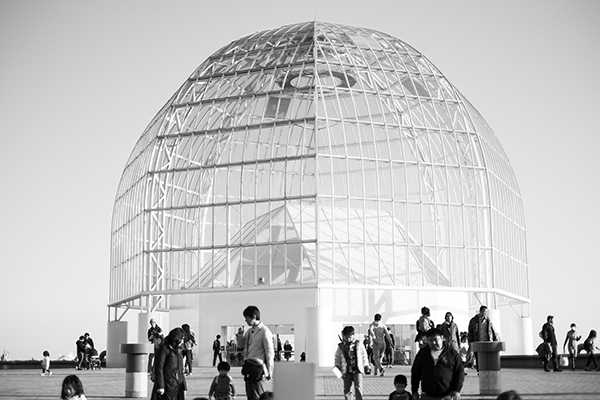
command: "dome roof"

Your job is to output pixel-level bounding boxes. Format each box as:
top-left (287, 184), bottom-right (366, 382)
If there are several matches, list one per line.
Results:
top-left (111, 21), bottom-right (527, 306)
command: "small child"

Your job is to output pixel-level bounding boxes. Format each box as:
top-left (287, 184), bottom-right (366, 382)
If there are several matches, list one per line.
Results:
top-left (563, 323), bottom-right (581, 370)
top-left (334, 326), bottom-right (370, 400)
top-left (208, 361), bottom-right (236, 400)
top-left (60, 375), bottom-right (87, 400)
top-left (41, 350), bottom-right (51, 376)
top-left (388, 374), bottom-right (411, 400)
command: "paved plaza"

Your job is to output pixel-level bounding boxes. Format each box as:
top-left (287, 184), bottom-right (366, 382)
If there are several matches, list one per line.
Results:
top-left (1, 366), bottom-right (600, 400)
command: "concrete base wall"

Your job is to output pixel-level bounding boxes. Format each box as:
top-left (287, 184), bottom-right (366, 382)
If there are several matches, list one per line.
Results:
top-left (107, 321), bottom-right (127, 368)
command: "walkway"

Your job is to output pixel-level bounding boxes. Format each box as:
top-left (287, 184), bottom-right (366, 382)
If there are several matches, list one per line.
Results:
top-left (1, 366), bottom-right (599, 399)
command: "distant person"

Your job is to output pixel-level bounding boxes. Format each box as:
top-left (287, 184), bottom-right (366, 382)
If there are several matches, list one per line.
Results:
top-left (275, 334), bottom-right (282, 362)
top-left (467, 305), bottom-right (500, 370)
top-left (385, 327), bottom-right (396, 368)
top-left (213, 334), bottom-right (223, 367)
top-left (369, 313), bottom-right (391, 376)
top-left (236, 327), bottom-right (245, 365)
top-left (563, 323), bottom-right (582, 370)
top-left (411, 328), bottom-right (464, 400)
top-left (415, 307), bottom-right (435, 348)
top-left (283, 340), bottom-right (293, 361)
top-left (459, 331), bottom-right (474, 371)
top-left (388, 373), bottom-right (411, 400)
top-left (438, 311), bottom-right (460, 352)
top-left (583, 329), bottom-right (600, 371)
top-left (151, 327), bottom-right (187, 400)
top-left (83, 333), bottom-right (95, 369)
top-left (208, 361), bottom-right (236, 400)
top-left (363, 333), bottom-right (373, 369)
top-left (75, 336), bottom-right (86, 370)
top-left (182, 324), bottom-right (196, 375)
top-left (334, 326), bottom-right (370, 400)
top-left (148, 318), bottom-right (164, 376)
top-left (541, 315), bottom-right (562, 372)
top-left (496, 390), bottom-right (522, 400)
top-left (60, 374), bottom-right (87, 400)
top-left (241, 305), bottom-right (274, 400)
top-left (41, 350), bottom-right (51, 376)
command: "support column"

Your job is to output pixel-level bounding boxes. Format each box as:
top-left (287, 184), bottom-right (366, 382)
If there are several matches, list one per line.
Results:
top-left (305, 307), bottom-right (333, 367)
top-left (107, 321), bottom-right (127, 368)
top-left (472, 341), bottom-right (506, 396)
top-left (120, 344), bottom-right (153, 398)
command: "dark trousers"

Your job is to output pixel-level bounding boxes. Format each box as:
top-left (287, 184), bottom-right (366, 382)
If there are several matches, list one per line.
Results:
top-left (245, 378), bottom-right (265, 400)
top-left (543, 344), bottom-right (560, 370)
top-left (585, 352), bottom-right (598, 369)
top-left (184, 349), bottom-right (193, 373)
top-left (213, 350), bottom-right (222, 366)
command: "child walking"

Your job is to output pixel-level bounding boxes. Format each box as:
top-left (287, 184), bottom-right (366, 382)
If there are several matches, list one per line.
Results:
top-left (334, 326), bottom-right (370, 400)
top-left (583, 330), bottom-right (600, 371)
top-left (41, 350), bottom-right (51, 376)
top-left (388, 374), bottom-right (411, 400)
top-left (563, 323), bottom-right (581, 370)
top-left (208, 361), bottom-right (236, 400)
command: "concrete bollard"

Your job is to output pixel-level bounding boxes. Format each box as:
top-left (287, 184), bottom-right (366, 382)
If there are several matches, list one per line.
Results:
top-left (471, 341), bottom-right (506, 395)
top-left (120, 343), bottom-right (153, 398)
top-left (274, 362), bottom-right (316, 400)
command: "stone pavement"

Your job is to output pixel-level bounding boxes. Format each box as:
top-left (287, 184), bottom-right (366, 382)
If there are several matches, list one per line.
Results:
top-left (1, 365), bottom-right (600, 399)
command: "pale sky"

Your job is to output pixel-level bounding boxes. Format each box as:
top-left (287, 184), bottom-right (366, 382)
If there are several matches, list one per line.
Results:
top-left (1, 0), bottom-right (599, 360)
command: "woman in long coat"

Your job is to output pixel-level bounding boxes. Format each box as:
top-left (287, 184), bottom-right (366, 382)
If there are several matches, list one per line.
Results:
top-left (151, 327), bottom-right (187, 400)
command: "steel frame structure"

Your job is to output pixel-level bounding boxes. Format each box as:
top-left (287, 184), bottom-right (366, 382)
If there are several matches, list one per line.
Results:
top-left (108, 21), bottom-right (529, 320)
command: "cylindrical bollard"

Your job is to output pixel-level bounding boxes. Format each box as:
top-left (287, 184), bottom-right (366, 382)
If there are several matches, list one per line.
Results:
top-left (120, 343), bottom-right (153, 398)
top-left (471, 341), bottom-right (506, 395)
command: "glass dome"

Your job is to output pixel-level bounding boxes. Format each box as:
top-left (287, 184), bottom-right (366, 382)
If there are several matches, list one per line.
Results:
top-left (109, 21), bottom-right (528, 310)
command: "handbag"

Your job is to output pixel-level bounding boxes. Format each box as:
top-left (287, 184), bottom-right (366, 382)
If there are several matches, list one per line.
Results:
top-left (241, 358), bottom-right (265, 381)
top-left (559, 354), bottom-right (569, 367)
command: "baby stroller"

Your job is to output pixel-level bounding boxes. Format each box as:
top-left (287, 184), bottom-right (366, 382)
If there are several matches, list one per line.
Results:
top-left (88, 348), bottom-right (102, 370)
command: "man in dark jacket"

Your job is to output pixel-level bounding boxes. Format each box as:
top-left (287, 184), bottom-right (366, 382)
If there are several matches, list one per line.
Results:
top-left (411, 328), bottom-right (464, 400)
top-left (541, 315), bottom-right (562, 372)
top-left (467, 305), bottom-right (499, 371)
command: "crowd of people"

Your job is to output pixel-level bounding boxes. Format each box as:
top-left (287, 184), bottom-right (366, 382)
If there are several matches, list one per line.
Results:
top-left (45, 305), bottom-right (599, 400)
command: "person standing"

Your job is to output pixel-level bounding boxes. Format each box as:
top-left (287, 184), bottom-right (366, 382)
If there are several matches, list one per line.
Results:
top-left (385, 327), bottom-right (396, 368)
top-left (467, 305), bottom-right (500, 371)
top-left (438, 312), bottom-right (461, 352)
top-left (75, 336), bottom-right (86, 370)
top-left (148, 318), bottom-right (164, 377)
top-left (182, 324), bottom-right (196, 375)
top-left (213, 334), bottom-right (223, 367)
top-left (562, 323), bottom-right (581, 371)
top-left (242, 305), bottom-right (274, 400)
top-left (369, 313), bottom-right (392, 376)
top-left (411, 327), bottom-right (464, 400)
top-left (541, 315), bottom-right (562, 372)
top-left (415, 307), bottom-right (435, 349)
top-left (150, 327), bottom-right (187, 400)
top-left (83, 333), bottom-right (95, 370)
top-left (283, 340), bottom-right (293, 361)
top-left (334, 326), bottom-right (370, 400)
top-left (236, 327), bottom-right (245, 365)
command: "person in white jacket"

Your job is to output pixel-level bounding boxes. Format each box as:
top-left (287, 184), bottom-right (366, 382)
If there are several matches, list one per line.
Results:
top-left (335, 326), bottom-right (370, 400)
